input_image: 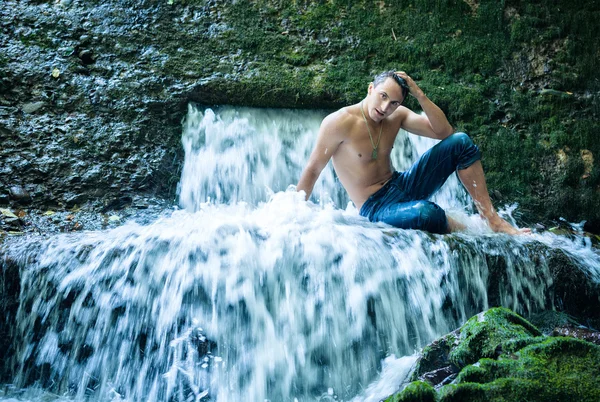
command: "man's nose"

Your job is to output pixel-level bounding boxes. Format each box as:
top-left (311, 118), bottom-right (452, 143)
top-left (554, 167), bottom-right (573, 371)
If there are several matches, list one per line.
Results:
top-left (381, 100), bottom-right (390, 112)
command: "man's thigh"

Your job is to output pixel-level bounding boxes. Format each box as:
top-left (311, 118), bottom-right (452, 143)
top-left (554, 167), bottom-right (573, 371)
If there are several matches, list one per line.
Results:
top-left (372, 200), bottom-right (448, 234)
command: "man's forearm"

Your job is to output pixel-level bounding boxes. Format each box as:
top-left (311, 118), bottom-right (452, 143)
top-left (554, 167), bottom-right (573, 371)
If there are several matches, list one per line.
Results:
top-left (415, 93), bottom-right (453, 138)
top-left (296, 169), bottom-right (319, 200)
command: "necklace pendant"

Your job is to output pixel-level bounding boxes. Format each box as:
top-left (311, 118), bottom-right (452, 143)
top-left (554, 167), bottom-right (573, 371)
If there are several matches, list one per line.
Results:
top-left (371, 149), bottom-right (377, 160)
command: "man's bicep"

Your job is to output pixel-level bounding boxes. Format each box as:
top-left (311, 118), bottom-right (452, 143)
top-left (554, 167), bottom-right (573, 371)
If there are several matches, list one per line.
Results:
top-left (400, 110), bottom-right (438, 138)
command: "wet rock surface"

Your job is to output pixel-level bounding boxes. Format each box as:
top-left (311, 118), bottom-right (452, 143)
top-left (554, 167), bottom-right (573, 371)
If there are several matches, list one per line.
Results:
top-left (1, 0), bottom-right (189, 211)
top-left (0, 197), bottom-right (174, 237)
top-left (530, 310), bottom-right (600, 346)
top-left (0, 252), bottom-right (20, 383)
top-left (445, 234), bottom-right (600, 325)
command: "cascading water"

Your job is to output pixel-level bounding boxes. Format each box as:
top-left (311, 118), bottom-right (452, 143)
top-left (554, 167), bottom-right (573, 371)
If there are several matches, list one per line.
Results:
top-left (2, 105), bottom-right (600, 402)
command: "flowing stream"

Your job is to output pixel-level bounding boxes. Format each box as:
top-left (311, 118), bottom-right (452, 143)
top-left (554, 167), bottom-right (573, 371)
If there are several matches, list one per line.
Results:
top-left (2, 105), bottom-right (600, 402)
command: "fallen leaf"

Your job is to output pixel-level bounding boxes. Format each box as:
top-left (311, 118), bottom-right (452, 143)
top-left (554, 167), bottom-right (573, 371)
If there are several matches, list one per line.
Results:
top-left (17, 210), bottom-right (27, 218)
top-left (52, 68), bottom-right (60, 78)
top-left (43, 210), bottom-right (55, 216)
top-left (66, 214), bottom-right (75, 221)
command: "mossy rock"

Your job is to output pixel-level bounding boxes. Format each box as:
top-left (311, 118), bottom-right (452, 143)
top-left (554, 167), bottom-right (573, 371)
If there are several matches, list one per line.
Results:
top-left (391, 309), bottom-right (600, 402)
top-left (528, 310), bottom-right (583, 335)
top-left (448, 307), bottom-right (542, 368)
top-left (410, 329), bottom-right (460, 382)
top-left (412, 307), bottom-right (541, 383)
top-left (384, 381), bottom-right (437, 402)
top-left (440, 337), bottom-right (600, 402)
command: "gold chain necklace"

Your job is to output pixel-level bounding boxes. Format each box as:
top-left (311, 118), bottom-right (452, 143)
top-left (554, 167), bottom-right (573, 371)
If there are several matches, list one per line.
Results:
top-left (360, 101), bottom-right (383, 160)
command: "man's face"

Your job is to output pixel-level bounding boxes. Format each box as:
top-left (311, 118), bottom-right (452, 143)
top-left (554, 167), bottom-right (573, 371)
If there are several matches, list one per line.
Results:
top-left (366, 77), bottom-right (405, 122)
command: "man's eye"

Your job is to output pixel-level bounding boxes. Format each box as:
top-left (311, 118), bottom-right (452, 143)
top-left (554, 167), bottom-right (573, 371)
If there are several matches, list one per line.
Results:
top-left (381, 94), bottom-right (387, 99)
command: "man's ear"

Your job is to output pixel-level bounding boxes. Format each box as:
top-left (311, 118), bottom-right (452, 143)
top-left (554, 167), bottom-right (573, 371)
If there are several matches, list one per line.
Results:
top-left (368, 82), bottom-right (374, 94)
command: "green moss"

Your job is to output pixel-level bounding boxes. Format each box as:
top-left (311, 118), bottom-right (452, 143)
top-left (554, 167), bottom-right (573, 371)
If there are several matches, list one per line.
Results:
top-left (474, 126), bottom-right (545, 219)
top-left (18, 32), bottom-right (55, 49)
top-left (440, 337), bottom-right (600, 402)
top-left (385, 381), bottom-right (437, 402)
top-left (505, 0), bottom-right (599, 83)
top-left (404, 308), bottom-right (600, 401)
top-left (448, 308), bottom-right (541, 368)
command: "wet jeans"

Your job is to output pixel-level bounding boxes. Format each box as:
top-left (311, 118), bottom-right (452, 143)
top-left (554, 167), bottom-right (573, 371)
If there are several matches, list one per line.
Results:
top-left (359, 132), bottom-right (481, 234)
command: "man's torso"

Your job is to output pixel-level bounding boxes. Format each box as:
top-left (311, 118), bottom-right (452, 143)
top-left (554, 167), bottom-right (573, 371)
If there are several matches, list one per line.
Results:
top-left (331, 105), bottom-right (405, 210)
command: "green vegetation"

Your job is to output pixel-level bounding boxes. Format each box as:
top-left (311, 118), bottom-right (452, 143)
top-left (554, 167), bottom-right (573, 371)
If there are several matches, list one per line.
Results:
top-left (386, 381), bottom-right (436, 402)
top-left (447, 308), bottom-right (542, 367)
top-left (441, 337), bottom-right (600, 402)
top-left (387, 308), bottom-right (600, 402)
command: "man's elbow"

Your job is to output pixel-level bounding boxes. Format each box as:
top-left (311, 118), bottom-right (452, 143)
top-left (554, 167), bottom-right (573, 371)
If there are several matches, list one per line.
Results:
top-left (438, 125), bottom-right (454, 139)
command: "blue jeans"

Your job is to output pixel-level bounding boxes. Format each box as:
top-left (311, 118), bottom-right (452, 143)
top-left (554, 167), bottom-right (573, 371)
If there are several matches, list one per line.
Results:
top-left (359, 132), bottom-right (481, 234)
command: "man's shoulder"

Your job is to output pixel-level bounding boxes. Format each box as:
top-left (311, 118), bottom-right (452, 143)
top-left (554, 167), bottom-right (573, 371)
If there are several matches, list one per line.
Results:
top-left (391, 105), bottom-right (411, 121)
top-left (323, 105), bottom-right (358, 129)
top-left (316, 108), bottom-right (356, 142)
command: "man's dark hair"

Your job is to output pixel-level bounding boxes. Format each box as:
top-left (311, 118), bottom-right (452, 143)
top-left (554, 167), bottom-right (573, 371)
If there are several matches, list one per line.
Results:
top-left (373, 70), bottom-right (409, 101)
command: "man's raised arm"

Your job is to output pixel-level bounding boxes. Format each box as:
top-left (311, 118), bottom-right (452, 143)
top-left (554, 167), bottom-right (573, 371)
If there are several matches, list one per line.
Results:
top-left (395, 71), bottom-right (453, 140)
top-left (296, 113), bottom-right (343, 200)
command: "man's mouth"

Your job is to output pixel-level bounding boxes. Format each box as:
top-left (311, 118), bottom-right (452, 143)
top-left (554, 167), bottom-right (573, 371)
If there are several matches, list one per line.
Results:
top-left (375, 109), bottom-right (384, 117)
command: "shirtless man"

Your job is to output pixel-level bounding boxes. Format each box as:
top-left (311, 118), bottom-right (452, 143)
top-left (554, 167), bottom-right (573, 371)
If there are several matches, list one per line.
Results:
top-left (297, 70), bottom-right (530, 235)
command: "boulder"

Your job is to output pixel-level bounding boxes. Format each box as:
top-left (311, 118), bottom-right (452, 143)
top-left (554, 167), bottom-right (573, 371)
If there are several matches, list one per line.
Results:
top-left (389, 308), bottom-right (600, 402)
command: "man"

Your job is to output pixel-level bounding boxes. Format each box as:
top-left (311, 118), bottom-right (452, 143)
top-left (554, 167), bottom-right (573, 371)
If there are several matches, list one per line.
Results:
top-left (296, 70), bottom-right (530, 235)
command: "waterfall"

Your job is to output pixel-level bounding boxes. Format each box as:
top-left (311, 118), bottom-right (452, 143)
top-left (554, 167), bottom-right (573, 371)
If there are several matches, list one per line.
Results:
top-left (2, 105), bottom-right (599, 402)
top-left (177, 105), bottom-right (469, 213)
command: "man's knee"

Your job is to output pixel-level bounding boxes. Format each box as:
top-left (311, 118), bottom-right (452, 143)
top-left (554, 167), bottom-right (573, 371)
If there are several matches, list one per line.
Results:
top-left (445, 132), bottom-right (473, 149)
top-left (417, 201), bottom-right (448, 234)
top-left (444, 132), bottom-right (481, 170)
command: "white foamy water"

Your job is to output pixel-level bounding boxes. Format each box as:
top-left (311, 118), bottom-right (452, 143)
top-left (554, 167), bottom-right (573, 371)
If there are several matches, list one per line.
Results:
top-left (178, 106), bottom-right (343, 209)
top-left (3, 105), bottom-right (600, 402)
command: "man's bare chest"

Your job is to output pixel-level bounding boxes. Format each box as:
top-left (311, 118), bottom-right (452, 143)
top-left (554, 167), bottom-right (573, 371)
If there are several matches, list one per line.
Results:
top-left (338, 125), bottom-right (398, 162)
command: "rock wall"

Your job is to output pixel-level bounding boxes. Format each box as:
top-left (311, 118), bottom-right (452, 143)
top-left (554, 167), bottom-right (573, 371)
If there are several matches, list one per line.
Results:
top-left (1, 0), bottom-right (599, 224)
